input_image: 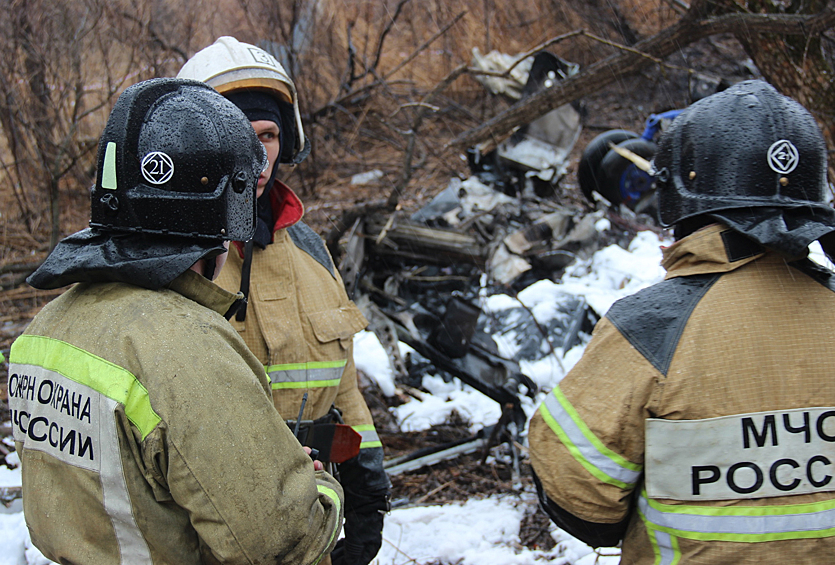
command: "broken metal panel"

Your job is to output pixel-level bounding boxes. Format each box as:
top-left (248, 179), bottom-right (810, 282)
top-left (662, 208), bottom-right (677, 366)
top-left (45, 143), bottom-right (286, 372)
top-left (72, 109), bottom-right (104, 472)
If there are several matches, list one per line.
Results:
top-left (338, 217), bottom-right (365, 297)
top-left (485, 292), bottom-right (598, 365)
top-left (469, 49), bottom-right (582, 197)
top-left (364, 215), bottom-right (488, 268)
top-left (409, 178), bottom-right (463, 225)
top-left (384, 432), bottom-right (491, 476)
top-left (504, 210), bottom-right (573, 255)
top-left (469, 48), bottom-right (534, 101)
top-left (366, 295), bottom-right (537, 409)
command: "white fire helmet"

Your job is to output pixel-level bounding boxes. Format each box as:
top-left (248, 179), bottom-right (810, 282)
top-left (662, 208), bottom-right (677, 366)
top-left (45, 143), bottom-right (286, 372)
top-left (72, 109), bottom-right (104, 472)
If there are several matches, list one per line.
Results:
top-left (177, 36), bottom-right (308, 164)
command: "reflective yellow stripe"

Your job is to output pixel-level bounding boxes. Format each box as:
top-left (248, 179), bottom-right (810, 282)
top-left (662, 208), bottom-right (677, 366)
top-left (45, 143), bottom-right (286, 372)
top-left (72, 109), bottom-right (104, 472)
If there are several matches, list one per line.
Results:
top-left (670, 534), bottom-right (681, 564)
top-left (647, 527), bottom-right (681, 565)
top-left (271, 379), bottom-right (341, 390)
top-left (266, 360), bottom-right (346, 390)
top-left (101, 141), bottom-right (118, 189)
top-left (639, 491), bottom-right (835, 542)
top-left (10, 335), bottom-right (160, 439)
top-left (353, 424), bottom-right (382, 449)
top-left (313, 484), bottom-right (342, 565)
top-left (267, 360), bottom-right (348, 372)
top-left (540, 387), bottom-right (642, 488)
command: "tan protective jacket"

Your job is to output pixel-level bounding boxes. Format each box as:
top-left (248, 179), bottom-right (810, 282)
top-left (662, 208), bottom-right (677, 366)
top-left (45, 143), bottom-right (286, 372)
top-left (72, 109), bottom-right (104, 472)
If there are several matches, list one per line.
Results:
top-left (216, 181), bottom-right (378, 449)
top-left (8, 270), bottom-right (343, 565)
top-left (529, 224), bottom-right (835, 564)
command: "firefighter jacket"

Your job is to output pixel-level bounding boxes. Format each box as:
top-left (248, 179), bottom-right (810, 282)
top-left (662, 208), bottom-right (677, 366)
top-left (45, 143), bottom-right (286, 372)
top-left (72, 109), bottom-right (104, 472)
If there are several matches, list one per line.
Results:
top-left (217, 180), bottom-right (381, 454)
top-left (8, 269), bottom-right (343, 565)
top-left (529, 223), bottom-right (835, 564)
top-left (216, 181), bottom-right (390, 564)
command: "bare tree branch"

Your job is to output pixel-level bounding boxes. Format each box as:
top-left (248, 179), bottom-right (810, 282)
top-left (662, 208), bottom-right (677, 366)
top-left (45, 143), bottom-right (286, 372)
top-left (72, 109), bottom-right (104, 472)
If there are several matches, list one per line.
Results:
top-left (662, 0), bottom-right (690, 15)
top-left (119, 11), bottom-right (188, 61)
top-left (370, 0), bottom-right (410, 73)
top-left (312, 10), bottom-right (466, 119)
top-left (382, 10), bottom-right (466, 82)
top-left (393, 63), bottom-right (469, 204)
top-left (449, 8), bottom-right (835, 150)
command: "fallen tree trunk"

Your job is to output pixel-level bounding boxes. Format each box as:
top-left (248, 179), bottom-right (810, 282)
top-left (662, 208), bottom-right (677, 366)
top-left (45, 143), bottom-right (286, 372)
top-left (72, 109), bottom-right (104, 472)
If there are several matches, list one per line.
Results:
top-left (449, 2), bottom-right (835, 151)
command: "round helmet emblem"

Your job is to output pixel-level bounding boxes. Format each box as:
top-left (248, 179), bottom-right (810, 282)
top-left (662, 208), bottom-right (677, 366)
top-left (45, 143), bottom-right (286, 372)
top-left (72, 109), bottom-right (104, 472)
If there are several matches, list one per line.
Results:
top-left (141, 151), bottom-right (175, 185)
top-left (766, 140), bottom-right (799, 175)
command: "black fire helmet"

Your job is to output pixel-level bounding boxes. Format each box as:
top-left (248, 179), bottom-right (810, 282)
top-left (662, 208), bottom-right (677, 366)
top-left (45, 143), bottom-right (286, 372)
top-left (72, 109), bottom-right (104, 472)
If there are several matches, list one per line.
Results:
top-left (89, 77), bottom-right (267, 242)
top-left (652, 79), bottom-right (828, 229)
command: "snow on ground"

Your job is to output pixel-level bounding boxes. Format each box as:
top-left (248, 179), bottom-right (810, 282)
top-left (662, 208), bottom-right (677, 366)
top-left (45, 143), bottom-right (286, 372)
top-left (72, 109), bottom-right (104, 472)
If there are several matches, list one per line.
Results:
top-left (376, 493), bottom-right (620, 565)
top-left (0, 228), bottom-right (670, 565)
top-left (360, 228), bottom-right (671, 565)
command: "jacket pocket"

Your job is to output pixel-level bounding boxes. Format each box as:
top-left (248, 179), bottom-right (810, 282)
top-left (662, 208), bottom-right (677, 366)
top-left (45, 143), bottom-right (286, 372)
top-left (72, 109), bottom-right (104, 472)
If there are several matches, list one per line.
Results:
top-left (307, 304), bottom-right (368, 348)
top-left (254, 269), bottom-right (290, 301)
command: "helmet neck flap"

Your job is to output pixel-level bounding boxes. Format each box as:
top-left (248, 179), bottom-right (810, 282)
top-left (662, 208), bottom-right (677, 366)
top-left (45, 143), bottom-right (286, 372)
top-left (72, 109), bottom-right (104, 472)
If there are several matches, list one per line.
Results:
top-left (27, 229), bottom-right (227, 290)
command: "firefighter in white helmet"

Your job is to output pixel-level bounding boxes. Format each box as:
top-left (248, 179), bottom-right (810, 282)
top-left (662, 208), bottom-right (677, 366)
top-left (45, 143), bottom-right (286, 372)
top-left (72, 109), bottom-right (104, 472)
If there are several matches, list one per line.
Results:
top-left (178, 37), bottom-right (390, 565)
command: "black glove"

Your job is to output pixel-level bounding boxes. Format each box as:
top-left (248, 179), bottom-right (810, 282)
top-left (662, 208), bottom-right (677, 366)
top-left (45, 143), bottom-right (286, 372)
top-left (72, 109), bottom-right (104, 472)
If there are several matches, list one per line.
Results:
top-left (331, 508), bottom-right (385, 565)
top-left (332, 446), bottom-right (390, 565)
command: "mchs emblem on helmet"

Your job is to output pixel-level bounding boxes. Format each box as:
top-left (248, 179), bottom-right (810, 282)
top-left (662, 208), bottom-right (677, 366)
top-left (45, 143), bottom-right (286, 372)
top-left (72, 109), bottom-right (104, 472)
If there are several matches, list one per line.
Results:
top-left (767, 140), bottom-right (799, 175)
top-left (248, 47), bottom-right (276, 67)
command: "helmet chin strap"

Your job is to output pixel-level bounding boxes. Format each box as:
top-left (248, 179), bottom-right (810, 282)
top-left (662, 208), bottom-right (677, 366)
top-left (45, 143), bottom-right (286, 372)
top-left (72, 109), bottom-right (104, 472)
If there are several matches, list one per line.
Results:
top-left (201, 255), bottom-right (216, 281)
top-left (237, 155), bottom-right (282, 322)
top-left (236, 239), bottom-right (255, 321)
top-left (252, 162), bottom-right (279, 249)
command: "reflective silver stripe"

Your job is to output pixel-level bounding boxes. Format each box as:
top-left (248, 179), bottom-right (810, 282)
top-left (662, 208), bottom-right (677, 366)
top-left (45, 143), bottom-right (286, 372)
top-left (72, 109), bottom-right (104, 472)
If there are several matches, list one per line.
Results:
top-left (357, 428), bottom-right (379, 443)
top-left (542, 391), bottom-right (642, 487)
top-left (653, 530), bottom-right (678, 565)
top-left (638, 493), bottom-right (835, 538)
top-left (268, 365), bottom-right (344, 388)
top-left (356, 427), bottom-right (381, 448)
top-left (99, 397), bottom-right (152, 564)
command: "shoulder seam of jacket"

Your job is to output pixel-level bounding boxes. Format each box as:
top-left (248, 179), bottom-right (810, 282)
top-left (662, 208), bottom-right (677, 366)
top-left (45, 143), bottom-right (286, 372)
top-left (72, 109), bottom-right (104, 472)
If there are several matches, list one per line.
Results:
top-left (605, 274), bottom-right (721, 376)
top-left (287, 222), bottom-right (336, 278)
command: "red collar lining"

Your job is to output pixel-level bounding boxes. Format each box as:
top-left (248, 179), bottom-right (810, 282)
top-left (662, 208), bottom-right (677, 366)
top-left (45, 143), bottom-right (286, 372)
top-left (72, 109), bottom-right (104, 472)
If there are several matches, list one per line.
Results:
top-left (232, 180), bottom-right (304, 257)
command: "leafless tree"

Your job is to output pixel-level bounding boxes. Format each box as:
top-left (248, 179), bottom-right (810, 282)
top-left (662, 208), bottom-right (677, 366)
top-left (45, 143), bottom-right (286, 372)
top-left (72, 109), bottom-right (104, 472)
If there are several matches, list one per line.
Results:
top-left (0, 0), bottom-right (205, 270)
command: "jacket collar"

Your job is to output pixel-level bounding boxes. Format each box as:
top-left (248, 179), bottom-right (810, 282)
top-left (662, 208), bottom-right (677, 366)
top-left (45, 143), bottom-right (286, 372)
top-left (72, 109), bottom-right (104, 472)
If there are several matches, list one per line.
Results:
top-left (270, 179), bottom-right (304, 232)
top-left (167, 269), bottom-right (243, 316)
top-left (661, 223), bottom-right (768, 280)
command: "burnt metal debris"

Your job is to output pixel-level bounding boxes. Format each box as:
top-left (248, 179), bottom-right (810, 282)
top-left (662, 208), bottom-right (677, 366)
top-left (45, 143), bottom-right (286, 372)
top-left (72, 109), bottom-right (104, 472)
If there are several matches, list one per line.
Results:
top-left (339, 50), bottom-right (615, 479)
top-left (344, 192), bottom-right (605, 478)
top-left (342, 48), bottom-right (726, 478)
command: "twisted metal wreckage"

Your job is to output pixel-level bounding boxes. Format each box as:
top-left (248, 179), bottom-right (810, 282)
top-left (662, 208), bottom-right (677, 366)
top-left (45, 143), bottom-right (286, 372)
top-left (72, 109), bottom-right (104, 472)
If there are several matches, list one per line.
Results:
top-left (338, 48), bottom-right (727, 480)
top-left (338, 50), bottom-right (609, 480)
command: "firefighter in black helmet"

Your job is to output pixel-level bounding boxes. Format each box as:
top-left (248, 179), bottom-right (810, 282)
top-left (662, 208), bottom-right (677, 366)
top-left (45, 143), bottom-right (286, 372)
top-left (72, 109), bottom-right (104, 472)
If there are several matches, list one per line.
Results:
top-left (529, 80), bottom-right (835, 563)
top-left (9, 78), bottom-right (343, 565)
